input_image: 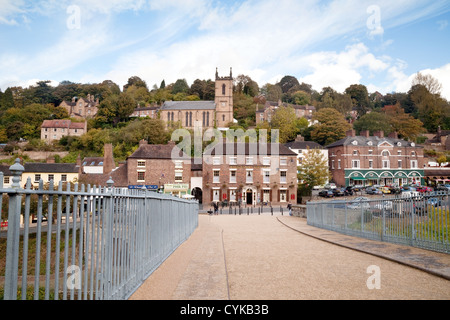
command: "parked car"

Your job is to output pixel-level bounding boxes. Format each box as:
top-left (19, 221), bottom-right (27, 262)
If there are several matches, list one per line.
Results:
top-left (435, 184), bottom-right (448, 191)
top-left (319, 189), bottom-right (334, 198)
top-left (324, 183), bottom-right (337, 189)
top-left (347, 197), bottom-right (370, 209)
top-left (417, 186), bottom-right (433, 193)
top-left (332, 188), bottom-right (345, 197)
top-left (365, 187), bottom-right (381, 195)
top-left (344, 186), bottom-right (354, 196)
top-left (373, 201), bottom-right (393, 213)
top-left (352, 185), bottom-right (364, 192)
top-left (379, 186), bottom-right (391, 194)
top-left (388, 186), bottom-right (401, 194)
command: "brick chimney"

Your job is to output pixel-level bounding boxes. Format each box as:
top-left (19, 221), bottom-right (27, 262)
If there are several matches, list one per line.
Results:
top-left (373, 130), bottom-right (384, 138)
top-left (388, 131), bottom-right (398, 139)
top-left (103, 143), bottom-right (115, 175)
top-left (360, 130), bottom-right (370, 138)
top-left (346, 129), bottom-right (356, 137)
top-left (139, 139), bottom-right (148, 146)
top-left (295, 135), bottom-right (304, 142)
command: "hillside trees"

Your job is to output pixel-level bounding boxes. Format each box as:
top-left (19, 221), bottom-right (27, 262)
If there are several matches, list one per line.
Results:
top-left (310, 108), bottom-right (351, 146)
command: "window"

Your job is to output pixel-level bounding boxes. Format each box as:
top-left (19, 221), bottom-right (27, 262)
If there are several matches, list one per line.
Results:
top-left (338, 159), bottom-right (341, 169)
top-left (213, 157), bottom-right (221, 165)
top-left (411, 160), bottom-right (418, 169)
top-left (411, 151), bottom-right (416, 157)
top-left (229, 157), bottom-right (237, 165)
top-left (230, 170), bottom-right (236, 183)
top-left (382, 150), bottom-right (389, 157)
top-left (34, 174), bottom-right (41, 182)
top-left (280, 170), bottom-right (287, 183)
top-left (4, 177), bottom-right (9, 184)
top-left (382, 160), bottom-right (390, 169)
top-left (331, 160), bottom-right (335, 169)
top-left (137, 172), bottom-right (145, 181)
top-left (246, 156), bottom-right (253, 165)
top-left (398, 160), bottom-right (402, 169)
top-left (229, 189), bottom-right (237, 202)
top-left (175, 171), bottom-right (183, 182)
top-left (280, 190), bottom-right (287, 202)
top-left (263, 157), bottom-right (270, 165)
top-left (222, 84), bottom-right (226, 95)
top-left (246, 170), bottom-right (253, 183)
top-left (368, 150), bottom-right (373, 155)
top-left (61, 174), bottom-right (67, 182)
top-left (137, 161), bottom-right (146, 167)
top-left (213, 170), bottom-right (220, 183)
top-left (397, 150), bottom-right (402, 156)
top-left (280, 158), bottom-right (287, 166)
top-left (263, 170), bottom-right (270, 183)
top-left (263, 190), bottom-right (271, 202)
top-left (48, 174), bottom-right (54, 182)
top-left (352, 160), bottom-right (360, 169)
top-left (368, 160), bottom-right (373, 169)
top-left (353, 150), bottom-right (358, 156)
top-left (213, 189), bottom-right (220, 202)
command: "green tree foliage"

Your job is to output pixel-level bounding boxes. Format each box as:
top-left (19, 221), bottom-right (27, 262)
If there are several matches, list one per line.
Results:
top-left (353, 112), bottom-right (391, 136)
top-left (317, 86), bottom-right (353, 115)
top-left (261, 83), bottom-right (282, 102)
top-left (95, 92), bottom-right (136, 127)
top-left (172, 79), bottom-right (190, 95)
top-left (233, 93), bottom-right (256, 126)
top-left (123, 76), bottom-right (148, 91)
top-left (190, 79), bottom-right (215, 100)
top-left (310, 108), bottom-right (351, 146)
top-left (270, 106), bottom-right (300, 143)
top-left (277, 75), bottom-right (300, 94)
top-left (345, 84), bottom-right (370, 117)
top-left (297, 147), bottom-right (330, 197)
top-left (291, 90), bottom-right (311, 105)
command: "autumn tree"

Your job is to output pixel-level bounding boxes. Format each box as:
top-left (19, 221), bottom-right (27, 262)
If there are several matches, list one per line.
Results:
top-left (382, 103), bottom-right (425, 140)
top-left (310, 108), bottom-right (351, 146)
top-left (297, 147), bottom-right (330, 200)
top-left (270, 106), bottom-right (299, 143)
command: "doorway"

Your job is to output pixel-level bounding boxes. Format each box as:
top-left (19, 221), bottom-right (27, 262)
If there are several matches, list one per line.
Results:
top-left (246, 189), bottom-right (253, 205)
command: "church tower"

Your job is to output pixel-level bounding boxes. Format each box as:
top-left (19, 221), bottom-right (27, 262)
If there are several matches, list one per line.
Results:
top-left (215, 67), bottom-right (234, 128)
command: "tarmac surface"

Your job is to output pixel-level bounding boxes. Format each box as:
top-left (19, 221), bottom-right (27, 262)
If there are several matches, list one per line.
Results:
top-left (130, 212), bottom-right (450, 300)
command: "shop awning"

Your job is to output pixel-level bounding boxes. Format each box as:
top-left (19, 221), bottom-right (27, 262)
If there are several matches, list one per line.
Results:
top-left (350, 177), bottom-right (367, 180)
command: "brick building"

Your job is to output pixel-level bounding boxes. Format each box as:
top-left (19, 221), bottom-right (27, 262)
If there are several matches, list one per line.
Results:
top-left (59, 94), bottom-right (99, 119)
top-left (126, 140), bottom-right (192, 197)
top-left (326, 130), bottom-right (425, 187)
top-left (202, 142), bottom-right (298, 205)
top-left (40, 119), bottom-right (87, 144)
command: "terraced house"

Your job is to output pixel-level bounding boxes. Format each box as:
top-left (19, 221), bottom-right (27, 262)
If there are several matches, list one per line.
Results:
top-left (327, 130), bottom-right (424, 187)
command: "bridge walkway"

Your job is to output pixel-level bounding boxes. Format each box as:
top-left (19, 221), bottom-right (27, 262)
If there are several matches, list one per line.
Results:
top-left (130, 213), bottom-right (450, 300)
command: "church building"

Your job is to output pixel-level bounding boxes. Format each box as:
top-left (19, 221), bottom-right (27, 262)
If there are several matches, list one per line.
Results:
top-left (159, 68), bottom-right (234, 130)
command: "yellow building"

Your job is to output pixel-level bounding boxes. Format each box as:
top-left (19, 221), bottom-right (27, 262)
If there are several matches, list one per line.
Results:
top-left (21, 162), bottom-right (80, 189)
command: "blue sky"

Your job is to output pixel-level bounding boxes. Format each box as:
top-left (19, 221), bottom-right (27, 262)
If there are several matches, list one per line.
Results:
top-left (1, 0), bottom-right (449, 99)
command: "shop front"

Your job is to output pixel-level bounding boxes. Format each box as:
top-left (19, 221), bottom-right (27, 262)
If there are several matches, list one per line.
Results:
top-left (163, 183), bottom-right (190, 198)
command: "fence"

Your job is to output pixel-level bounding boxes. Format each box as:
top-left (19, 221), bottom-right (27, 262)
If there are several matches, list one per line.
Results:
top-left (306, 192), bottom-right (450, 254)
top-left (0, 159), bottom-right (199, 300)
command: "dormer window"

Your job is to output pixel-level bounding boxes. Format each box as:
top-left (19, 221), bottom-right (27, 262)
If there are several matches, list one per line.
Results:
top-left (352, 140), bottom-right (358, 145)
top-left (367, 141), bottom-right (373, 146)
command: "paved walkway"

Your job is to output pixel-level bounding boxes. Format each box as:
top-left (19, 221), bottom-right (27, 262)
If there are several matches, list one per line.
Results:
top-left (130, 213), bottom-right (450, 300)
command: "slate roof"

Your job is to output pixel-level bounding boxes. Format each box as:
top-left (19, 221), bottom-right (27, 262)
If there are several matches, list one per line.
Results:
top-left (284, 141), bottom-right (324, 150)
top-left (206, 142), bottom-right (297, 156)
top-left (325, 136), bottom-right (420, 149)
top-left (161, 101), bottom-right (216, 110)
top-left (128, 143), bottom-right (190, 160)
top-left (41, 120), bottom-right (85, 129)
top-left (24, 163), bottom-right (79, 173)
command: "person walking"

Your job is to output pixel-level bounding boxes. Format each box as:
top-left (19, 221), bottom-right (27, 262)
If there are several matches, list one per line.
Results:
top-left (287, 202), bottom-right (292, 216)
top-left (213, 202), bottom-right (219, 215)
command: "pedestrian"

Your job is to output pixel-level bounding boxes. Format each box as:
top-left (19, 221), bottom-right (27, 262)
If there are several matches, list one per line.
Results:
top-left (287, 202), bottom-right (292, 216)
top-left (213, 202), bottom-right (218, 215)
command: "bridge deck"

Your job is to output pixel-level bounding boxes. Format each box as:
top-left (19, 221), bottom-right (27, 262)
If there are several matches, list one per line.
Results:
top-left (130, 213), bottom-right (450, 300)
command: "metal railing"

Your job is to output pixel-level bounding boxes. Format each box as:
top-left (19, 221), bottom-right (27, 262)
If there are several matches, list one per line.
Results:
top-left (0, 159), bottom-right (199, 300)
top-left (306, 191), bottom-right (450, 254)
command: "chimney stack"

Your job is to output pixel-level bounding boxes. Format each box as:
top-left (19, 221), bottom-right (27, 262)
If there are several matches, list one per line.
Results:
top-left (346, 129), bottom-right (356, 137)
top-left (388, 131), bottom-right (398, 139)
top-left (373, 130), bottom-right (384, 138)
top-left (103, 143), bottom-right (115, 175)
top-left (360, 130), bottom-right (370, 138)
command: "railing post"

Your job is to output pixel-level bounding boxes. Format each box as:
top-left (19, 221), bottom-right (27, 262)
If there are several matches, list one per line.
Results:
top-left (4, 158), bottom-right (25, 300)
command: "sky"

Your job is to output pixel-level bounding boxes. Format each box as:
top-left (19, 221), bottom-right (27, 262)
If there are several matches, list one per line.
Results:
top-left (1, 0), bottom-right (450, 100)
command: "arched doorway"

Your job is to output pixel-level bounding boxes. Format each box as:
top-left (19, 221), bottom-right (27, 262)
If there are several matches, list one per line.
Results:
top-left (246, 188), bottom-right (253, 205)
top-left (191, 187), bottom-right (202, 203)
